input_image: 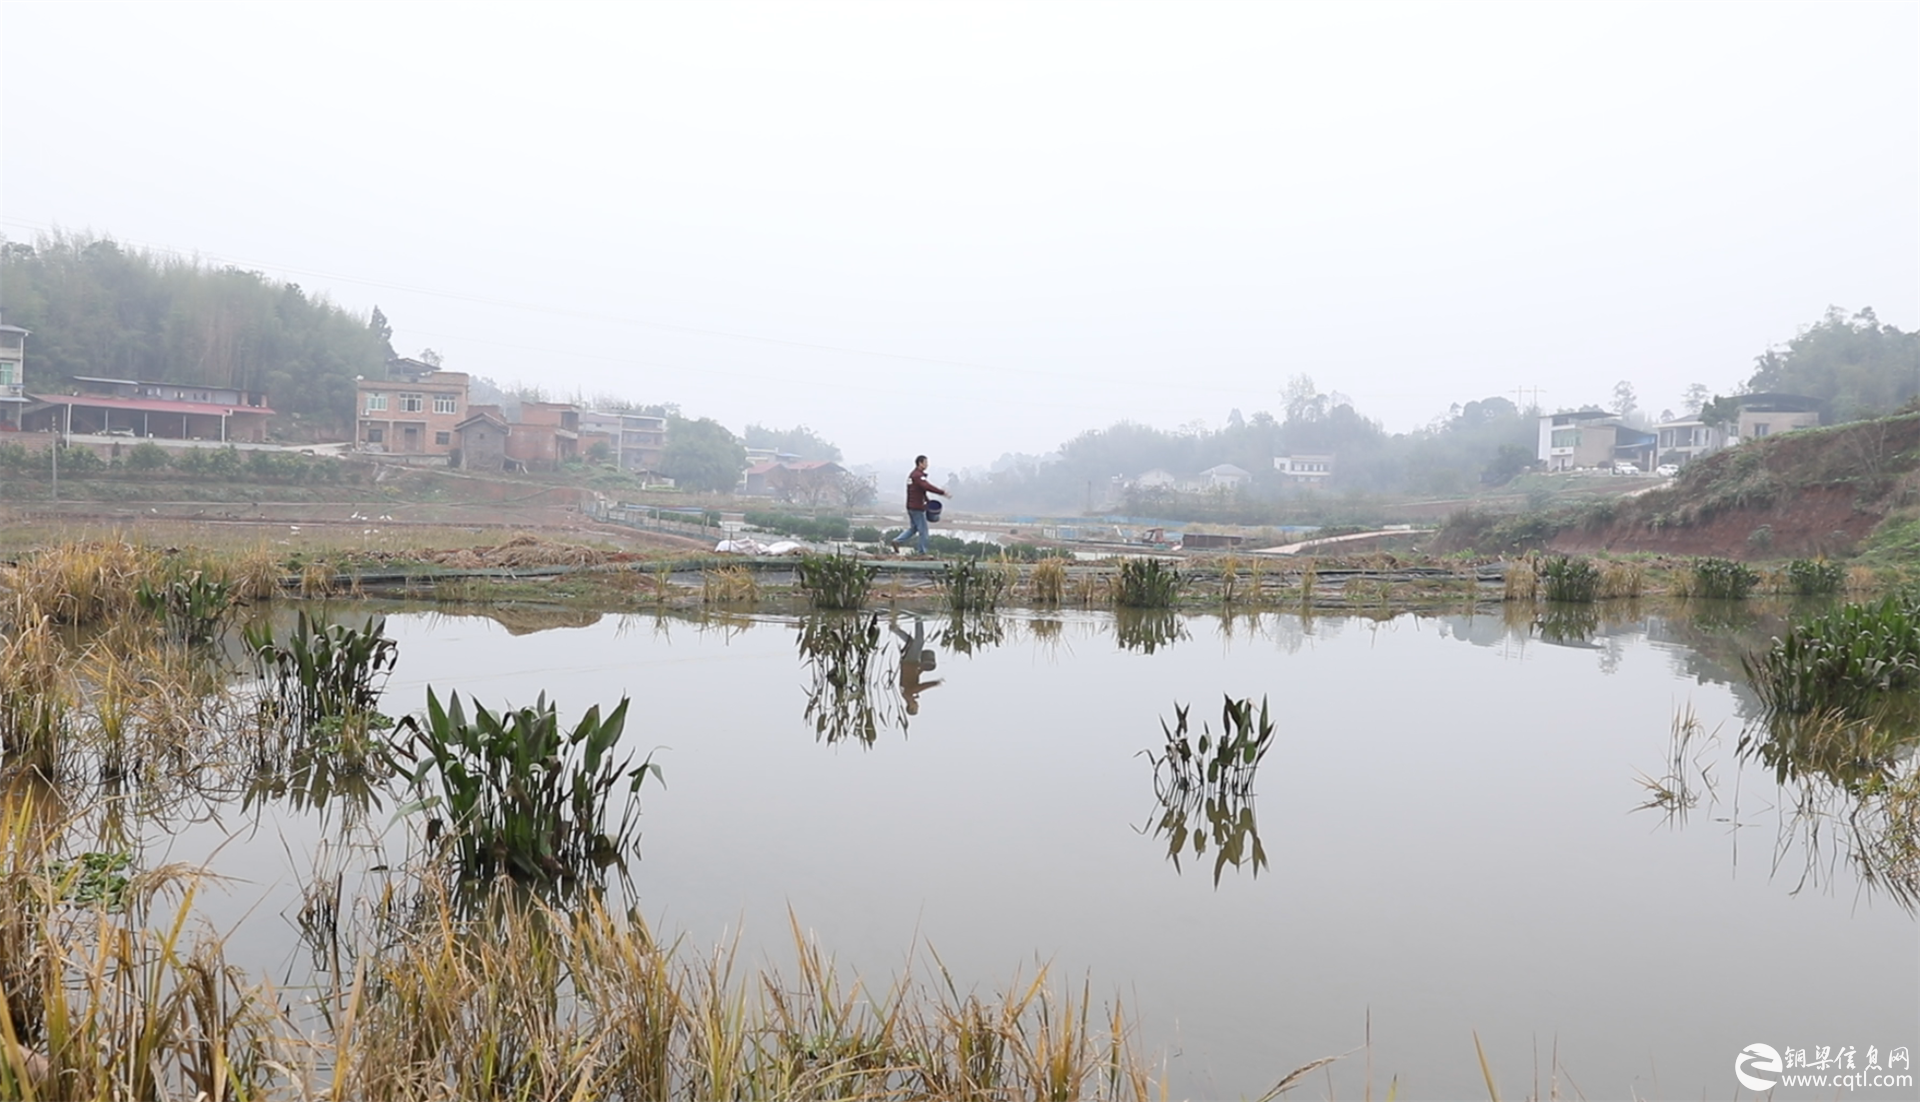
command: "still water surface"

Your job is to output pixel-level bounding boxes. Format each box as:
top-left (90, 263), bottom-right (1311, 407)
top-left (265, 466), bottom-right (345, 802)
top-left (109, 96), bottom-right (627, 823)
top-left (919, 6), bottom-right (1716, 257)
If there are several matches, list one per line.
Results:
top-left (169, 605), bottom-right (1917, 1099)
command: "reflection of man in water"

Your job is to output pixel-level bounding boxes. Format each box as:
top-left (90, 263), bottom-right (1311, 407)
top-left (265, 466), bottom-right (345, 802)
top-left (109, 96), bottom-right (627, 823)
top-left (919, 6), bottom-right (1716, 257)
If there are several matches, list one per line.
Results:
top-left (890, 612), bottom-right (943, 714)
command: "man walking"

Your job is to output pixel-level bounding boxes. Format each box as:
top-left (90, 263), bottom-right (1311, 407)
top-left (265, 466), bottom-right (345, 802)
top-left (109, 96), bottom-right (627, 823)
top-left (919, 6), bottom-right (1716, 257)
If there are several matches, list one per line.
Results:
top-left (891, 455), bottom-right (949, 555)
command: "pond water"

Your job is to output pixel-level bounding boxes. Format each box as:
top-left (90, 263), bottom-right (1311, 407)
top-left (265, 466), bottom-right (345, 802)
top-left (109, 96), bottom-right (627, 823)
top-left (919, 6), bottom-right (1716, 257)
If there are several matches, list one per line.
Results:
top-left (147, 603), bottom-right (1916, 1099)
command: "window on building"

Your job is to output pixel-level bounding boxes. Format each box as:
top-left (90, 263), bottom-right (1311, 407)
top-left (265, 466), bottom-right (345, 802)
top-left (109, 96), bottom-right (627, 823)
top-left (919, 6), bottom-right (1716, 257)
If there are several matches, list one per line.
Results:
top-left (433, 395), bottom-right (457, 414)
top-left (365, 393), bottom-right (388, 412)
top-left (1550, 429), bottom-right (1578, 448)
top-left (400, 393), bottom-right (425, 413)
top-left (1753, 423), bottom-right (1770, 437)
top-left (366, 427), bottom-right (384, 443)
top-left (435, 431), bottom-right (451, 445)
top-left (0, 363), bottom-right (14, 386)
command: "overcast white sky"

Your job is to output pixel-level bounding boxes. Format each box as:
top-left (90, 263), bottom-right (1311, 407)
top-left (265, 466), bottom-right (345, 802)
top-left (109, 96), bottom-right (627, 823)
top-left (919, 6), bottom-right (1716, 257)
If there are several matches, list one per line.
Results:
top-left (3, 1), bottom-right (1915, 472)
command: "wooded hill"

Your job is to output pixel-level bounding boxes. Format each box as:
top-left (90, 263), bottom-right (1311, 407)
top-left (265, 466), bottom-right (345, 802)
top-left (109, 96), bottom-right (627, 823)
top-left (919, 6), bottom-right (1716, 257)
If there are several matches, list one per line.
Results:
top-left (1440, 409), bottom-right (1920, 562)
top-left (0, 231), bottom-right (393, 437)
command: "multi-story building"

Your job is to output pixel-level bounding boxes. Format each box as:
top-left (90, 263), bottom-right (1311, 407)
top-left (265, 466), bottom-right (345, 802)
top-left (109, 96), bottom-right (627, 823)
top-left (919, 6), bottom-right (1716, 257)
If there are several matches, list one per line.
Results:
top-left (1653, 417), bottom-right (1726, 468)
top-left (0, 320), bottom-right (26, 431)
top-left (578, 410), bottom-right (669, 472)
top-left (356, 358), bottom-right (468, 458)
top-left (505, 401), bottom-right (580, 471)
top-left (1275, 454), bottom-right (1334, 485)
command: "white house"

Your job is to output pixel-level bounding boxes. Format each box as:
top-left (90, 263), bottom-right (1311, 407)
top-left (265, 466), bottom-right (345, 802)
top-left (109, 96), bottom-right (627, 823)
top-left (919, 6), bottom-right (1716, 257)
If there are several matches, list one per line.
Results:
top-left (1198, 463), bottom-right (1252, 491)
top-left (1275, 454), bottom-right (1334, 484)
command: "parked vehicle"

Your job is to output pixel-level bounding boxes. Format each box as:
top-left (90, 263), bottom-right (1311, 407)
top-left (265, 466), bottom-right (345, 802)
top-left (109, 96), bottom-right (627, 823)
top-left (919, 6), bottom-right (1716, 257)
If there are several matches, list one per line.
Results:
top-left (1655, 463), bottom-right (1680, 477)
top-left (1612, 462), bottom-right (1643, 475)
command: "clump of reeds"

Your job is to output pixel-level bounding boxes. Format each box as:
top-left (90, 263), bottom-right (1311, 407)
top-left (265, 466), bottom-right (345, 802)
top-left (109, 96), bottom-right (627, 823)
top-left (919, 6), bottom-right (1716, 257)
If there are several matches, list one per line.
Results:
top-left (230, 543), bottom-right (284, 602)
top-left (1501, 557), bottom-right (1538, 602)
top-left (1785, 557), bottom-right (1847, 596)
top-left (394, 688), bottom-right (662, 884)
top-left (1028, 558), bottom-right (1068, 606)
top-left (702, 565), bottom-right (760, 604)
top-left (1679, 557), bottom-right (1759, 600)
top-left (1597, 559), bottom-right (1645, 599)
top-left (1111, 558), bottom-right (1181, 608)
top-left (9, 540), bottom-right (155, 627)
top-left (1298, 558), bottom-right (1318, 606)
top-left (0, 617), bottom-right (73, 777)
top-left (939, 558), bottom-right (1015, 613)
top-left (795, 553), bottom-right (877, 610)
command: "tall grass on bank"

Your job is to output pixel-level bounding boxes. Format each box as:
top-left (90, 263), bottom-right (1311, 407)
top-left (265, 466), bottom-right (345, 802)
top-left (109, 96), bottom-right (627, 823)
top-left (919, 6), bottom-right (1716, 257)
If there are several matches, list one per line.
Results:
top-left (1, 820), bottom-right (1164, 1100)
top-left (1028, 558), bottom-right (1068, 606)
top-left (1785, 557), bottom-right (1847, 596)
top-left (795, 553), bottom-right (878, 611)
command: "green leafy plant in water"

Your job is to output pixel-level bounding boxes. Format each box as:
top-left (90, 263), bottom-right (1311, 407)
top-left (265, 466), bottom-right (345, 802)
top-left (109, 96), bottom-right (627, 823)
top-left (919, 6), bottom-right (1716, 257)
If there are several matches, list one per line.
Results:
top-left (395, 688), bottom-right (661, 884)
top-left (1142, 696), bottom-right (1274, 884)
top-left (1113, 558), bottom-right (1182, 608)
top-left (244, 611), bottom-right (398, 738)
top-left (938, 558), bottom-right (1015, 613)
top-left (1689, 557), bottom-right (1759, 600)
top-left (795, 553), bottom-right (878, 610)
top-left (1786, 557), bottom-right (1847, 596)
top-left (1744, 595), bottom-right (1920, 721)
top-left (134, 569), bottom-right (236, 646)
top-left (1536, 555), bottom-right (1599, 603)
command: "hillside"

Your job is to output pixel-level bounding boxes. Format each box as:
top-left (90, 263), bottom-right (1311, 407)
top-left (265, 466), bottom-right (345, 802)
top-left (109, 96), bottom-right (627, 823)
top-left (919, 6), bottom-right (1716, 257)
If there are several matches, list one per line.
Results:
top-left (1440, 411), bottom-right (1920, 560)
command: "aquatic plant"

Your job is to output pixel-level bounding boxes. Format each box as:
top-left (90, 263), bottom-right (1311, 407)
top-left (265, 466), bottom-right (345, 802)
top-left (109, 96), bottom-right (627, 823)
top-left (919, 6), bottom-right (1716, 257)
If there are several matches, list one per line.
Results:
top-left (395, 688), bottom-right (661, 884)
top-left (1686, 557), bottom-right (1759, 600)
top-left (1111, 558), bottom-right (1181, 608)
top-left (134, 569), bottom-right (236, 646)
top-left (938, 558), bottom-right (1015, 613)
top-left (1743, 595), bottom-right (1920, 719)
top-left (1143, 696), bottom-right (1275, 884)
top-left (795, 553), bottom-right (877, 610)
top-left (0, 618), bottom-right (72, 777)
top-left (244, 612), bottom-right (398, 739)
top-left (1785, 557), bottom-right (1847, 596)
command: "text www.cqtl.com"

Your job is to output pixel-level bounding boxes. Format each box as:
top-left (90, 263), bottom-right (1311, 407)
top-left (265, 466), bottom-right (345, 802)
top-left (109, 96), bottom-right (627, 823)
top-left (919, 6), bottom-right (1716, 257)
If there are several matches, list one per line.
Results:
top-left (1778, 1072), bottom-right (1914, 1091)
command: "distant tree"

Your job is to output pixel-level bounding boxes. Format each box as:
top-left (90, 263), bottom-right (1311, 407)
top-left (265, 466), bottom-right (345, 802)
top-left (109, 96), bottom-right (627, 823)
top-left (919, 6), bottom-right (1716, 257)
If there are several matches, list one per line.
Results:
top-left (418, 348), bottom-right (444, 368)
top-left (1681, 382), bottom-right (1711, 415)
top-left (585, 440), bottom-right (613, 464)
top-left (1282, 375), bottom-right (1328, 425)
top-left (743, 423), bottom-right (842, 461)
top-left (1482, 443), bottom-right (1534, 486)
top-left (369, 305), bottom-right (393, 345)
top-left (1699, 393), bottom-right (1743, 432)
top-left (836, 470), bottom-right (878, 510)
top-left (660, 416), bottom-right (746, 492)
top-left (1610, 380), bottom-right (1638, 418)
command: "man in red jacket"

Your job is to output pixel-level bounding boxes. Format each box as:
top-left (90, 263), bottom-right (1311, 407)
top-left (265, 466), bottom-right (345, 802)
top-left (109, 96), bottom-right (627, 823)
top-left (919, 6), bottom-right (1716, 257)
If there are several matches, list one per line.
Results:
top-left (890, 454), bottom-right (949, 555)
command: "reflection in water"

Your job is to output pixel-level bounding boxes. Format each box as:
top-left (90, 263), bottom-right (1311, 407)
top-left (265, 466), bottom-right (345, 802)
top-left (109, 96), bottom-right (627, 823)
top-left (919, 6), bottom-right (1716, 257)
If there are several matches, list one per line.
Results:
top-left (1112, 608), bottom-right (1187, 654)
top-left (796, 613), bottom-right (898, 744)
top-left (891, 614), bottom-right (944, 716)
top-left (934, 612), bottom-right (1006, 656)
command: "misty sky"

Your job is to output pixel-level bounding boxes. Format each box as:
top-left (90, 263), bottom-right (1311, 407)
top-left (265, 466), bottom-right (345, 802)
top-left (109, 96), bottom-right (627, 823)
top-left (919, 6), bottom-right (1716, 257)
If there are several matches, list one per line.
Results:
top-left (2, 1), bottom-right (1915, 473)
